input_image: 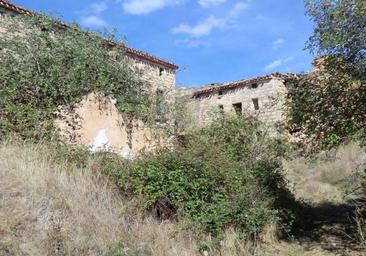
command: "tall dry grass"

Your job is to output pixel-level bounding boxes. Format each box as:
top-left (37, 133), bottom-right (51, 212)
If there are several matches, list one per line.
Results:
top-left (0, 141), bottom-right (202, 255)
top-left (283, 142), bottom-right (366, 203)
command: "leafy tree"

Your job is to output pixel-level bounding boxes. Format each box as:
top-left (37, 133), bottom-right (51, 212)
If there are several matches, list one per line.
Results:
top-left (306, 0), bottom-right (366, 75)
top-left (287, 0), bottom-right (366, 148)
top-left (0, 14), bottom-right (151, 140)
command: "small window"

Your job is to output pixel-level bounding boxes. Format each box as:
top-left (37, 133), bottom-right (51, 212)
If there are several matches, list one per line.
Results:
top-left (159, 68), bottom-right (164, 76)
top-left (218, 90), bottom-right (223, 96)
top-left (251, 83), bottom-right (258, 89)
top-left (252, 98), bottom-right (259, 110)
top-left (218, 105), bottom-right (224, 111)
top-left (232, 103), bottom-right (242, 115)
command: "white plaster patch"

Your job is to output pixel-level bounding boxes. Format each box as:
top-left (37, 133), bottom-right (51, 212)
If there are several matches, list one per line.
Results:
top-left (89, 129), bottom-right (111, 152)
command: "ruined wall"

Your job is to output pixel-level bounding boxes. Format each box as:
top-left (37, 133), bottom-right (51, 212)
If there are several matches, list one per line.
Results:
top-left (0, 11), bottom-right (177, 156)
top-left (55, 93), bottom-right (163, 158)
top-left (132, 59), bottom-right (176, 93)
top-left (186, 77), bottom-right (288, 126)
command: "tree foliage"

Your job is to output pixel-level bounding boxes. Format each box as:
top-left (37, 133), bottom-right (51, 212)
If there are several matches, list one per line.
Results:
top-left (305, 0), bottom-right (366, 75)
top-left (287, 0), bottom-right (366, 149)
top-left (0, 14), bottom-right (151, 140)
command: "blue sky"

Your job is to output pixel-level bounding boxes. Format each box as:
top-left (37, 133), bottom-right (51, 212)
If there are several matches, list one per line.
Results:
top-left (12, 0), bottom-right (315, 87)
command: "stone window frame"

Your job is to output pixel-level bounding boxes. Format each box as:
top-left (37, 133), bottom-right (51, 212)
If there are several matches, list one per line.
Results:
top-left (252, 98), bottom-right (260, 111)
top-left (232, 102), bottom-right (242, 115)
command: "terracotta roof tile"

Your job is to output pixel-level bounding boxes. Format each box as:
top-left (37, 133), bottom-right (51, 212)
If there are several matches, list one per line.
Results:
top-left (0, 0), bottom-right (178, 70)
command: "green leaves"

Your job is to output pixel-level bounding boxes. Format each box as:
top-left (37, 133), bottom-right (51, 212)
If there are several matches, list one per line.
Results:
top-left (118, 115), bottom-right (291, 237)
top-left (305, 0), bottom-right (366, 76)
top-left (286, 1), bottom-right (366, 149)
top-left (0, 14), bottom-right (150, 140)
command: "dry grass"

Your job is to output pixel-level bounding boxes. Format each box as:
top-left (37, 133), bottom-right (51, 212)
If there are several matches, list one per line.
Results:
top-left (0, 141), bottom-right (201, 256)
top-left (283, 142), bottom-right (366, 204)
top-left (1, 140), bottom-right (358, 256)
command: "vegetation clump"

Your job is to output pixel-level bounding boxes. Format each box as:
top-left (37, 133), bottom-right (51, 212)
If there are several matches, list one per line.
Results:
top-left (0, 15), bottom-right (150, 140)
top-left (287, 0), bottom-right (366, 149)
top-left (111, 114), bottom-right (294, 243)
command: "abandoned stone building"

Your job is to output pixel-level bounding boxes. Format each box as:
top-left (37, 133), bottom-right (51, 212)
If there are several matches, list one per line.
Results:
top-left (0, 0), bottom-right (179, 157)
top-left (183, 73), bottom-right (298, 126)
top-left (1, 0), bottom-right (299, 156)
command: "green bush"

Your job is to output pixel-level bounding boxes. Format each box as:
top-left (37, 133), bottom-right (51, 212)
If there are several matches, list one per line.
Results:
top-left (0, 14), bottom-right (150, 140)
top-left (115, 114), bottom-right (293, 237)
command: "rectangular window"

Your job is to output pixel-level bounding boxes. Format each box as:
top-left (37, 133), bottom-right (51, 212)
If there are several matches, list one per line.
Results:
top-left (232, 103), bottom-right (242, 115)
top-left (218, 105), bottom-right (224, 112)
top-left (159, 68), bottom-right (164, 76)
top-left (252, 98), bottom-right (259, 110)
top-left (218, 90), bottom-right (223, 96)
top-left (251, 83), bottom-right (258, 89)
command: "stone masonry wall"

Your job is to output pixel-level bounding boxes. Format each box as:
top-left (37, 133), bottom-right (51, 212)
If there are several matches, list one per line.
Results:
top-left (131, 58), bottom-right (176, 94)
top-left (186, 77), bottom-right (288, 126)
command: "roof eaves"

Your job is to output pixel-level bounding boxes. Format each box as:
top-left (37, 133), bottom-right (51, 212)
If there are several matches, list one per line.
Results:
top-left (193, 73), bottom-right (299, 97)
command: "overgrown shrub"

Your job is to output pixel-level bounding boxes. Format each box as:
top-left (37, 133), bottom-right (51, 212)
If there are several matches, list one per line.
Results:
top-left (286, 0), bottom-right (366, 149)
top-left (286, 58), bottom-right (366, 149)
top-left (114, 114), bottom-right (293, 239)
top-left (0, 14), bottom-right (150, 140)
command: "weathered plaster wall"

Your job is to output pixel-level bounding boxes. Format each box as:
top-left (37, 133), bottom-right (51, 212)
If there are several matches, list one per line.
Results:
top-left (55, 93), bottom-right (161, 158)
top-left (185, 77), bottom-right (288, 126)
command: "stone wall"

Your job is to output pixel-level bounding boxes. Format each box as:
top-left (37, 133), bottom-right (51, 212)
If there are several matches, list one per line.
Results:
top-left (132, 58), bottom-right (176, 93)
top-left (184, 77), bottom-right (288, 126)
top-left (55, 93), bottom-right (164, 158)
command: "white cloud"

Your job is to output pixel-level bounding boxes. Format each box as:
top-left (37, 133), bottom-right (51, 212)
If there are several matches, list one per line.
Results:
top-left (89, 2), bottom-right (108, 14)
top-left (229, 2), bottom-right (249, 17)
top-left (172, 15), bottom-right (226, 37)
top-left (122, 0), bottom-right (179, 15)
top-left (264, 56), bottom-right (294, 71)
top-left (264, 59), bottom-right (282, 71)
top-left (175, 38), bottom-right (208, 48)
top-left (80, 16), bottom-right (108, 28)
top-left (198, 0), bottom-right (226, 7)
top-left (272, 38), bottom-right (285, 49)
top-left (172, 1), bottom-right (249, 38)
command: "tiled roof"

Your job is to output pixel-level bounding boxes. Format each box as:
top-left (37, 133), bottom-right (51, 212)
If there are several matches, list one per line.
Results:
top-left (0, 0), bottom-right (178, 70)
top-left (193, 73), bottom-right (299, 97)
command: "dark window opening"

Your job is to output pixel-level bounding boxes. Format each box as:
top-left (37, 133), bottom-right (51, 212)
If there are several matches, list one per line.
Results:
top-left (251, 83), bottom-right (258, 89)
top-left (252, 98), bottom-right (259, 110)
top-left (232, 103), bottom-right (242, 115)
top-left (218, 105), bottom-right (224, 111)
top-left (159, 68), bottom-right (164, 76)
top-left (218, 90), bottom-right (223, 96)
